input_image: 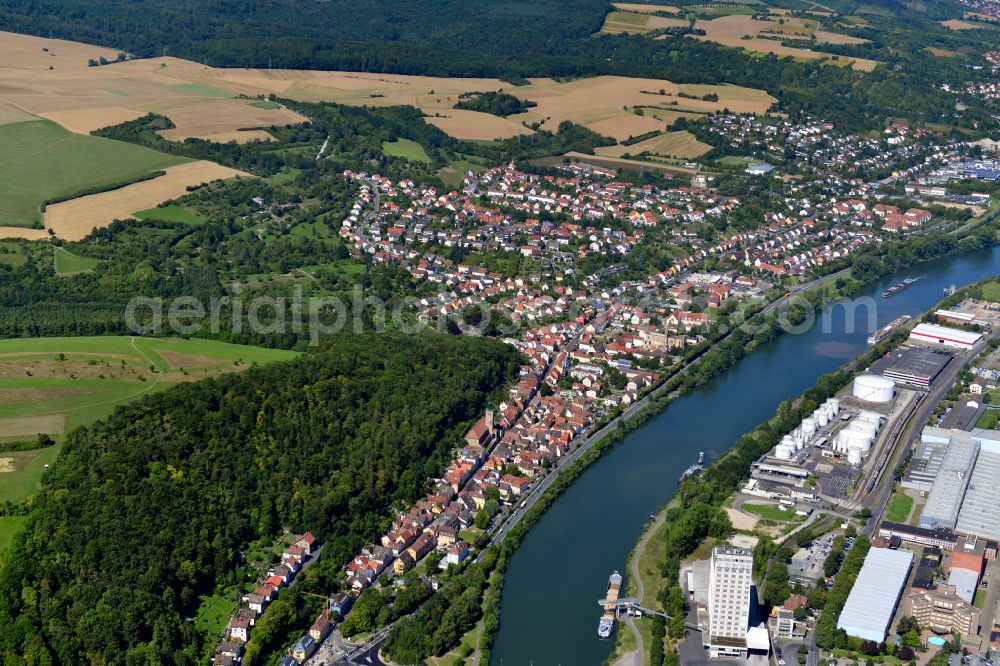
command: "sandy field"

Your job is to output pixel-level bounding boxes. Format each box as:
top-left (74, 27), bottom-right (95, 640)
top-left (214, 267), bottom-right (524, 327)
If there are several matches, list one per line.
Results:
top-left (504, 76), bottom-right (775, 140)
top-left (612, 3), bottom-right (680, 13)
top-left (0, 100), bottom-right (38, 126)
top-left (196, 130), bottom-right (276, 143)
top-left (725, 507), bottom-right (760, 531)
top-left (601, 11), bottom-right (689, 34)
top-left (0, 34), bottom-right (309, 139)
top-left (0, 414), bottom-right (65, 438)
top-left (941, 18), bottom-right (983, 29)
top-left (0, 227), bottom-right (50, 241)
top-left (44, 161), bottom-right (249, 240)
top-left (1, 30), bottom-right (777, 149)
top-left (595, 130), bottom-right (711, 158)
top-left (597, 10), bottom-right (879, 70)
top-left (426, 109), bottom-right (532, 140)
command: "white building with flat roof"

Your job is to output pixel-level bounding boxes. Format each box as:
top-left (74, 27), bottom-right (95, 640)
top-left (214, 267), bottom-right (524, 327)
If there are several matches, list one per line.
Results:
top-left (706, 545), bottom-right (753, 659)
top-left (909, 323), bottom-right (982, 350)
top-left (837, 547), bottom-right (913, 642)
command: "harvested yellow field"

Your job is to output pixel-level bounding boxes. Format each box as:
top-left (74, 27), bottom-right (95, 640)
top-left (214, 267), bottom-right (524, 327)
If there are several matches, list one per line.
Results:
top-left (813, 30), bottom-right (869, 44)
top-left (196, 130), bottom-right (276, 143)
top-left (0, 30), bottom-right (120, 70)
top-left (639, 108), bottom-right (704, 125)
top-left (0, 227), bottom-right (49, 241)
top-left (612, 3), bottom-right (680, 13)
top-left (150, 98), bottom-right (304, 141)
top-left (926, 47), bottom-right (959, 57)
top-left (1, 30), bottom-right (776, 144)
top-left (595, 130), bottom-right (711, 158)
top-left (0, 34), bottom-right (308, 139)
top-left (426, 110), bottom-right (532, 140)
top-left (0, 101), bottom-right (36, 126)
top-left (37, 107), bottom-right (147, 134)
top-left (601, 11), bottom-right (688, 34)
top-left (44, 161), bottom-right (249, 240)
top-left (633, 14), bottom-right (878, 70)
top-left (506, 76), bottom-right (774, 140)
top-left (941, 18), bottom-right (983, 29)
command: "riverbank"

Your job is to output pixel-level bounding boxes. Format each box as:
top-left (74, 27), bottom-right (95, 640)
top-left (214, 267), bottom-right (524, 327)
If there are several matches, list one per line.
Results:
top-left (610, 272), bottom-right (1000, 666)
top-left (489, 238), bottom-right (1000, 665)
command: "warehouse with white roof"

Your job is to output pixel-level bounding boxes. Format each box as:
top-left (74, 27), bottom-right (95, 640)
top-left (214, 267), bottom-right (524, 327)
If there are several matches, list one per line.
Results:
top-left (837, 547), bottom-right (914, 642)
top-left (909, 323), bottom-right (982, 350)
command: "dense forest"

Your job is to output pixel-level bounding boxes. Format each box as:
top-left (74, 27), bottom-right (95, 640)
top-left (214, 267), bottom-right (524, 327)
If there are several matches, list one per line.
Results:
top-left (0, 333), bottom-right (521, 664)
top-left (454, 92), bottom-right (538, 118)
top-left (0, 0), bottom-right (996, 132)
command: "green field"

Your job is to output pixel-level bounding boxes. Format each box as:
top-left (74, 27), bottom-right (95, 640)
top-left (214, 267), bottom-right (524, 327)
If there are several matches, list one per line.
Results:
top-left (194, 591), bottom-right (238, 636)
top-left (0, 336), bottom-right (298, 438)
top-left (0, 442), bottom-right (63, 505)
top-left (134, 204), bottom-right (207, 224)
top-left (742, 502), bottom-right (804, 522)
top-left (168, 83), bottom-right (233, 98)
top-left (53, 247), bottom-right (101, 275)
top-left (885, 493), bottom-right (914, 522)
top-left (981, 281), bottom-right (1000, 303)
top-left (0, 119), bottom-right (189, 227)
top-left (0, 243), bottom-right (27, 268)
top-left (0, 337), bottom-right (298, 515)
top-left (250, 100), bottom-right (283, 110)
top-left (0, 516), bottom-right (27, 553)
top-left (382, 138), bottom-right (432, 163)
top-left (977, 408), bottom-right (1000, 429)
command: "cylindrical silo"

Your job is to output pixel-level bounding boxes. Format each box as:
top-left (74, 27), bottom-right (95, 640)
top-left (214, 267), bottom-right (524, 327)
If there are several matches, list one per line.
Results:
top-left (802, 418), bottom-right (817, 439)
top-left (853, 375), bottom-right (895, 403)
top-left (817, 410), bottom-right (830, 427)
top-left (847, 447), bottom-right (862, 466)
top-left (828, 398), bottom-right (840, 415)
top-left (775, 444), bottom-right (793, 461)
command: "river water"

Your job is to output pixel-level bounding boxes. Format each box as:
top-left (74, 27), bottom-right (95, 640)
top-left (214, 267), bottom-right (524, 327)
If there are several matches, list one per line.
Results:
top-left (489, 246), bottom-right (1000, 666)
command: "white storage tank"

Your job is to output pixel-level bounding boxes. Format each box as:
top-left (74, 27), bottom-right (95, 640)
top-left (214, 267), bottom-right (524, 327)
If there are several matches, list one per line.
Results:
top-left (817, 410), bottom-right (830, 427)
top-left (801, 418), bottom-right (817, 438)
top-left (827, 398), bottom-right (841, 415)
top-left (848, 418), bottom-right (878, 438)
top-left (852, 375), bottom-right (895, 403)
top-left (859, 410), bottom-right (884, 427)
top-left (775, 444), bottom-right (793, 461)
top-left (782, 435), bottom-right (795, 448)
top-left (840, 428), bottom-right (872, 451)
top-left (847, 447), bottom-right (863, 466)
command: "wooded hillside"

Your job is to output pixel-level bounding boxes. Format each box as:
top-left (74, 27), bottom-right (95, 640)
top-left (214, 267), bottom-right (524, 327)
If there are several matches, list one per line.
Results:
top-left (0, 333), bottom-right (520, 664)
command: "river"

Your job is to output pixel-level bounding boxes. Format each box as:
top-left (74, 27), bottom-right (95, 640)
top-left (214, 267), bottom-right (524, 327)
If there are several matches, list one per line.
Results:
top-left (489, 245), bottom-right (1000, 666)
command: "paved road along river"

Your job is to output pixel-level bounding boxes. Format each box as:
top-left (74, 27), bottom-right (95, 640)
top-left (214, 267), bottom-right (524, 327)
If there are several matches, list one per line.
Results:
top-left (489, 245), bottom-right (1000, 666)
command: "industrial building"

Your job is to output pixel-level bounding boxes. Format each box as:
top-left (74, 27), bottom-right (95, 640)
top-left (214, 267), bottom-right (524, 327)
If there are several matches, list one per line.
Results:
top-left (706, 545), bottom-right (754, 659)
top-left (879, 521), bottom-right (958, 551)
top-left (878, 347), bottom-right (953, 388)
top-left (902, 438), bottom-right (948, 492)
top-left (918, 433), bottom-right (980, 531)
top-left (836, 547), bottom-right (914, 642)
top-left (955, 445), bottom-right (1000, 543)
top-left (909, 323), bottom-right (982, 350)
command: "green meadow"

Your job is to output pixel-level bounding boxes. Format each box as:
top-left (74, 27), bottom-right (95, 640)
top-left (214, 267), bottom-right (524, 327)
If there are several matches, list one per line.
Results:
top-left (0, 119), bottom-right (189, 227)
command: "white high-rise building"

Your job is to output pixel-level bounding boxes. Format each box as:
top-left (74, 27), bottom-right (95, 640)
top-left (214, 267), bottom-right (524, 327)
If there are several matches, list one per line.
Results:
top-left (706, 544), bottom-right (753, 659)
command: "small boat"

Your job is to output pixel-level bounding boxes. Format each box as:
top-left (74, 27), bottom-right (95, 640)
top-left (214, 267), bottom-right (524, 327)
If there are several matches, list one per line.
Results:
top-left (881, 277), bottom-right (917, 299)
top-left (681, 451), bottom-right (705, 480)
